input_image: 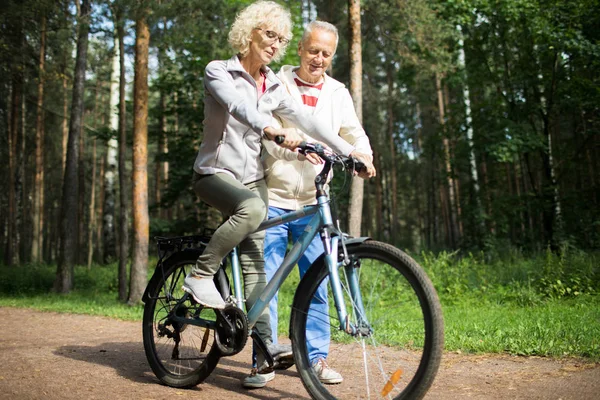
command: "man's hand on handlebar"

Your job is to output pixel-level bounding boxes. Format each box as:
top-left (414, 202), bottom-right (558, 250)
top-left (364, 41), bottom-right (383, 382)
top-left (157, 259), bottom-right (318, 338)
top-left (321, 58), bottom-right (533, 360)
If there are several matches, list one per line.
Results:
top-left (350, 151), bottom-right (377, 179)
top-left (298, 151), bottom-right (324, 165)
top-left (263, 126), bottom-right (303, 150)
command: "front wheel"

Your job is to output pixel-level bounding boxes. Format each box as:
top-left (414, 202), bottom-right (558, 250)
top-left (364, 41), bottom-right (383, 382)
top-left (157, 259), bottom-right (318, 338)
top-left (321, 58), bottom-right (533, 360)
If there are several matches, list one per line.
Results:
top-left (142, 249), bottom-right (223, 388)
top-left (290, 240), bottom-right (444, 400)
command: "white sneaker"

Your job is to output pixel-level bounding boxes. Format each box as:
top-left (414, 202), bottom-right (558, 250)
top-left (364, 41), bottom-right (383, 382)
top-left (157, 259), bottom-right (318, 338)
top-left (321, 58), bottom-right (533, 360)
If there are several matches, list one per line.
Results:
top-left (242, 369), bottom-right (275, 388)
top-left (312, 358), bottom-right (343, 384)
top-left (182, 274), bottom-right (226, 309)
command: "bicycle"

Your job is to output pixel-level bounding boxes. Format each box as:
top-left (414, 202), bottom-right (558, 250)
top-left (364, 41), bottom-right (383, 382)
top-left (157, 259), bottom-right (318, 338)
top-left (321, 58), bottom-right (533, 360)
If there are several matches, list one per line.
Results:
top-left (142, 142), bottom-right (444, 399)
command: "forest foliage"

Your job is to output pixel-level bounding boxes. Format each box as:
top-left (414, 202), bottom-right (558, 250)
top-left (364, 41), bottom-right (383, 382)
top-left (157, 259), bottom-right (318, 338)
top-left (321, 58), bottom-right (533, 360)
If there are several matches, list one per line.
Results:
top-left (1, 0), bottom-right (599, 275)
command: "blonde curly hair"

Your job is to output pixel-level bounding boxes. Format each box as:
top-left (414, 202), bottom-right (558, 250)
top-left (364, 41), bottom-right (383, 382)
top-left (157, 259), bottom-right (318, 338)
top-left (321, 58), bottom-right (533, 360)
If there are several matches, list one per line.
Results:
top-left (228, 1), bottom-right (292, 62)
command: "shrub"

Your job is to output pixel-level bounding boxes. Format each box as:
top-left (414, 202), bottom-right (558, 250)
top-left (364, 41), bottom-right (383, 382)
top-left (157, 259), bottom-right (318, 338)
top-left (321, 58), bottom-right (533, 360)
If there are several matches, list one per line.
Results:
top-left (536, 246), bottom-right (598, 299)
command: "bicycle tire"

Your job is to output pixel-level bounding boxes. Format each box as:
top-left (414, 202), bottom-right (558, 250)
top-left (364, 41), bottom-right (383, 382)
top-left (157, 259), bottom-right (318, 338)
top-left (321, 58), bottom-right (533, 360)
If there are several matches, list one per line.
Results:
top-left (290, 240), bottom-right (444, 400)
top-left (142, 249), bottom-right (224, 388)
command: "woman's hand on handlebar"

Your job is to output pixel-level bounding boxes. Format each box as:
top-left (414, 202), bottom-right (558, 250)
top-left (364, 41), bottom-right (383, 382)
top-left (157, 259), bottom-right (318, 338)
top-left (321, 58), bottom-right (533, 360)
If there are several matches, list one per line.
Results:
top-left (350, 151), bottom-right (377, 179)
top-left (264, 126), bottom-right (303, 150)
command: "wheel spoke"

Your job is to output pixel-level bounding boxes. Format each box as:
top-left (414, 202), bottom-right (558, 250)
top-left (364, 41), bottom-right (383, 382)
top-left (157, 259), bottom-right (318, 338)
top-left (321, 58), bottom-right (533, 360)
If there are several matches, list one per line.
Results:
top-left (290, 241), bottom-right (443, 400)
top-left (143, 251), bottom-right (223, 388)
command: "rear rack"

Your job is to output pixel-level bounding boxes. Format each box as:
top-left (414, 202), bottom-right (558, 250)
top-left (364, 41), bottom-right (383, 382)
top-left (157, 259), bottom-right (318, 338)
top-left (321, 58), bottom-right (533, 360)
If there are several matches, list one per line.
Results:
top-left (154, 228), bottom-right (216, 263)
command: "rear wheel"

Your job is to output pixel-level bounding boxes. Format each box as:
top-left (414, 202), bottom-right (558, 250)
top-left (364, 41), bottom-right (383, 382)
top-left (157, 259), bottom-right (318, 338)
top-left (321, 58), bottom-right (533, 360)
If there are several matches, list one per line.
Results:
top-left (290, 240), bottom-right (444, 399)
top-left (142, 250), bottom-right (223, 388)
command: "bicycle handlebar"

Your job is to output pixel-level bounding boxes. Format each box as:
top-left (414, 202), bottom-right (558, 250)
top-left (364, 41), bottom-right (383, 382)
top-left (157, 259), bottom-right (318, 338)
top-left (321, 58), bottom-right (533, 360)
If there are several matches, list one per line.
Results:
top-left (297, 142), bottom-right (367, 174)
top-left (273, 136), bottom-right (366, 174)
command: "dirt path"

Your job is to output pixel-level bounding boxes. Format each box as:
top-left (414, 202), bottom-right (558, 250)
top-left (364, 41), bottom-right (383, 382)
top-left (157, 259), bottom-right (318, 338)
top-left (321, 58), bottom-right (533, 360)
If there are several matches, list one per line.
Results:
top-left (0, 307), bottom-right (598, 399)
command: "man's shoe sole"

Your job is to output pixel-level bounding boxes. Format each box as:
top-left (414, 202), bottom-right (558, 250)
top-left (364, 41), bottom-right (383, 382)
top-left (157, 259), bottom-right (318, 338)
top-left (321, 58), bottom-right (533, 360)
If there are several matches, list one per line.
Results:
top-left (273, 352), bottom-right (295, 370)
top-left (243, 381), bottom-right (270, 389)
top-left (321, 377), bottom-right (343, 384)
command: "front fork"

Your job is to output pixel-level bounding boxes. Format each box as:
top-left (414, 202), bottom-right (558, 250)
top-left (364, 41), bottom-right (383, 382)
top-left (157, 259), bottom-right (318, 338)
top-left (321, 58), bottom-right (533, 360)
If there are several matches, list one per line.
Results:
top-left (324, 234), bottom-right (370, 336)
top-left (320, 202), bottom-right (370, 336)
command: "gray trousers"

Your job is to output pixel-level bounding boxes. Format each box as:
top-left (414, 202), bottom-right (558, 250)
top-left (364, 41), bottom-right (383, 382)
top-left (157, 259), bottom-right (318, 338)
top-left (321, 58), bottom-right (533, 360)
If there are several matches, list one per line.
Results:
top-left (192, 172), bottom-right (271, 344)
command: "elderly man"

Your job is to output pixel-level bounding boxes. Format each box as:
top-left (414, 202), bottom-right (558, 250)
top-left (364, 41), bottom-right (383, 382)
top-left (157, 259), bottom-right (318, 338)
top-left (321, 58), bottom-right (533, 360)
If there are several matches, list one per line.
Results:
top-left (242, 20), bottom-right (375, 389)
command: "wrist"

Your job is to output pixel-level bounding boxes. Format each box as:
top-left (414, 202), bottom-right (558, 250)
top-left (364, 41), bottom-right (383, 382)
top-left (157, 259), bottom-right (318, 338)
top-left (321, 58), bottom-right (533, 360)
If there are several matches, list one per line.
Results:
top-left (263, 126), bottom-right (275, 140)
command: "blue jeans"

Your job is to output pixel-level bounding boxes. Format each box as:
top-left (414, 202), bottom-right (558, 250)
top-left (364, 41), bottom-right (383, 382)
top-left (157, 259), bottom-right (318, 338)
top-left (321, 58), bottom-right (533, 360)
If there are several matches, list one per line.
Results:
top-left (264, 206), bottom-right (330, 364)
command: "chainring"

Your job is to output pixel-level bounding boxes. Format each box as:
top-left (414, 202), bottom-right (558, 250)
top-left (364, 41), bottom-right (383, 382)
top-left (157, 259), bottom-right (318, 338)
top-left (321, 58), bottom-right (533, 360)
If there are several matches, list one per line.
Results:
top-left (214, 305), bottom-right (248, 356)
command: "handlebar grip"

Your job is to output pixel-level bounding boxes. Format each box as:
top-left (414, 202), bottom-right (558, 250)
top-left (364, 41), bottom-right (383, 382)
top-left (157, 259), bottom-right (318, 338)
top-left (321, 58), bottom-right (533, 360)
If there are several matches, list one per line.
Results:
top-left (275, 135), bottom-right (285, 144)
top-left (355, 161), bottom-right (367, 173)
top-left (344, 157), bottom-right (367, 173)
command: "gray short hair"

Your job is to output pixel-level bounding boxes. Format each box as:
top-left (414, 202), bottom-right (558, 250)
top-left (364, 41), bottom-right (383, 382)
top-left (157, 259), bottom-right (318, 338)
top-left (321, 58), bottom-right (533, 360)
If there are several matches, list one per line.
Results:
top-left (301, 20), bottom-right (339, 50)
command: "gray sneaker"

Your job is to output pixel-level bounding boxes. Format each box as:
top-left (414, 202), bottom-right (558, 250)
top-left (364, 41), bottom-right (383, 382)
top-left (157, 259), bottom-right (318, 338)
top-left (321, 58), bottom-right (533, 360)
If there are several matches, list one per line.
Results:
top-left (182, 274), bottom-right (226, 309)
top-left (242, 369), bottom-right (275, 389)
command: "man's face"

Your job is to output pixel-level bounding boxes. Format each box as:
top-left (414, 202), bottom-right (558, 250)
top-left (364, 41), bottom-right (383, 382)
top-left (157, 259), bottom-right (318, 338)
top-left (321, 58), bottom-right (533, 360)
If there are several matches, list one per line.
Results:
top-left (296, 28), bottom-right (337, 83)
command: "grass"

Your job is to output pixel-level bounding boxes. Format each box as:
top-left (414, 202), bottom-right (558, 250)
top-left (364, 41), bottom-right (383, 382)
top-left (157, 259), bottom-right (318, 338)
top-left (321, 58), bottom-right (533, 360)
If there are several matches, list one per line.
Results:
top-left (1, 247), bottom-right (599, 360)
top-left (0, 261), bottom-right (145, 321)
top-left (443, 295), bottom-right (600, 358)
top-left (0, 292), bottom-right (143, 320)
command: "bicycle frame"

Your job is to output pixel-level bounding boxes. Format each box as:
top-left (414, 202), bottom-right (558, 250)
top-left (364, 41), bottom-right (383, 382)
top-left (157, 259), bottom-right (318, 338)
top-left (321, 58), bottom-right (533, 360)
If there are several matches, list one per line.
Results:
top-left (227, 193), bottom-right (361, 336)
top-left (160, 144), bottom-right (370, 337)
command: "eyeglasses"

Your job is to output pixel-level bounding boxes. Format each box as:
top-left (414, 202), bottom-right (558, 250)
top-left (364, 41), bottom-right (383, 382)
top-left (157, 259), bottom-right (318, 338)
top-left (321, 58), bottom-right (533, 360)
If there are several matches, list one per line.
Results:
top-left (256, 28), bottom-right (290, 45)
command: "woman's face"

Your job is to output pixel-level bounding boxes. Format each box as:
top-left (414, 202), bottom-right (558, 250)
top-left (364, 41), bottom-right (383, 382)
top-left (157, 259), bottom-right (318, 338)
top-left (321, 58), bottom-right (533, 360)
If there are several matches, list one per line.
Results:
top-left (247, 27), bottom-right (289, 65)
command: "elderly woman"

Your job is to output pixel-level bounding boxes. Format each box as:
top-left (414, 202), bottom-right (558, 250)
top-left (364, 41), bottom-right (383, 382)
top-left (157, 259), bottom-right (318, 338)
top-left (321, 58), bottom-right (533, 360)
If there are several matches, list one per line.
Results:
top-left (183, 0), bottom-right (369, 373)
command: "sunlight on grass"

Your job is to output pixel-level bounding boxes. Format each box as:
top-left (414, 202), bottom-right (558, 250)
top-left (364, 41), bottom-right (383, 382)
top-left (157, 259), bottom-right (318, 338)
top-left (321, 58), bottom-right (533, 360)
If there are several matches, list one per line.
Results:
top-left (443, 295), bottom-right (600, 359)
top-left (1, 249), bottom-right (599, 360)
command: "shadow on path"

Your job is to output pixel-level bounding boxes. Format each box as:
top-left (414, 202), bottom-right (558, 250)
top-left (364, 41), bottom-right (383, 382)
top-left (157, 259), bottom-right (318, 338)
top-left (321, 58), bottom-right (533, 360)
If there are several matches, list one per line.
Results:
top-left (55, 342), bottom-right (308, 399)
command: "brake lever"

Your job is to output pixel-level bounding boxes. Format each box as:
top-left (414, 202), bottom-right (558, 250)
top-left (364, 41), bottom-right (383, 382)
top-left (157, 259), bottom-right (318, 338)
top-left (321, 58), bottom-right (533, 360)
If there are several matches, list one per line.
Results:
top-left (298, 142), bottom-right (326, 156)
top-left (342, 157), bottom-right (367, 174)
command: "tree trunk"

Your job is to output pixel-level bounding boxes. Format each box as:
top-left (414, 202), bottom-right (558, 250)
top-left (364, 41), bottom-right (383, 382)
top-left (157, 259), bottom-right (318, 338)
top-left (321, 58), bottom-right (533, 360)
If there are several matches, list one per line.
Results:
top-left (62, 77), bottom-right (69, 175)
top-left (426, 139), bottom-right (435, 249)
top-left (505, 162), bottom-right (515, 242)
top-left (347, 0), bottom-right (364, 237)
top-left (443, 82), bottom-right (464, 240)
top-left (374, 153), bottom-right (384, 240)
top-left (457, 25), bottom-right (484, 238)
top-left (55, 0), bottom-right (91, 293)
top-left (435, 72), bottom-right (458, 247)
top-left (0, 76), bottom-right (8, 259)
top-left (32, 16), bottom-right (46, 263)
top-left (585, 145), bottom-right (597, 206)
top-left (7, 56), bottom-right (22, 266)
top-left (87, 138), bottom-right (97, 268)
top-left (513, 161), bottom-right (526, 241)
top-left (156, 34), bottom-right (169, 219)
top-left (116, 11), bottom-right (129, 302)
top-left (548, 55), bottom-right (563, 243)
top-left (480, 153), bottom-right (495, 235)
top-left (173, 91), bottom-right (179, 135)
top-left (87, 79), bottom-right (102, 267)
top-left (128, 10), bottom-right (150, 305)
top-left (387, 63), bottom-right (398, 244)
top-left (16, 75), bottom-right (26, 264)
top-left (103, 32), bottom-right (120, 263)
top-left (96, 156), bottom-right (105, 262)
top-left (538, 52), bottom-right (562, 248)
top-left (77, 111), bottom-right (87, 265)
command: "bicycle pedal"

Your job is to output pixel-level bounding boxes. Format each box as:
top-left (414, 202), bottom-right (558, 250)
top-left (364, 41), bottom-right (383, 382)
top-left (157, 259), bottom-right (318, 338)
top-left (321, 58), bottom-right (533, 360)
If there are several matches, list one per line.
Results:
top-left (251, 331), bottom-right (275, 367)
top-left (273, 354), bottom-right (295, 370)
